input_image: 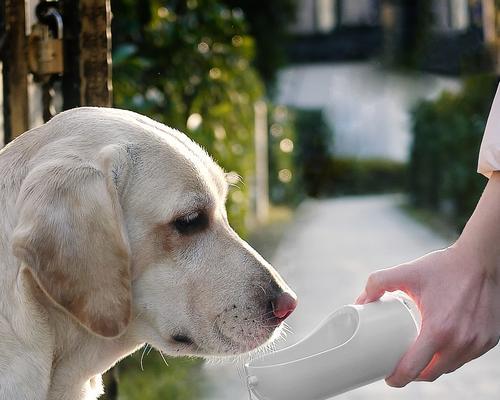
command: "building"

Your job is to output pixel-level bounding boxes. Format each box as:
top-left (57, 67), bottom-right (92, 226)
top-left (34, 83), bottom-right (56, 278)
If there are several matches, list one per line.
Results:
top-left (276, 0), bottom-right (489, 162)
top-left (287, 0), bottom-right (494, 75)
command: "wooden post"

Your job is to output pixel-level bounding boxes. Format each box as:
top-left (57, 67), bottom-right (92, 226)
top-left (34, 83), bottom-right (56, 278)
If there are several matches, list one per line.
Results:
top-left (61, 0), bottom-right (82, 109)
top-left (61, 0), bottom-right (112, 108)
top-left (1, 0), bottom-right (29, 142)
top-left (68, 1), bottom-right (114, 397)
top-left (482, 0), bottom-right (496, 43)
top-left (80, 0), bottom-right (112, 106)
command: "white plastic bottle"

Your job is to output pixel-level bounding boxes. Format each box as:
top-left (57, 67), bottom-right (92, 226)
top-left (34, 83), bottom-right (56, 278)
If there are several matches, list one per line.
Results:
top-left (245, 293), bottom-right (420, 400)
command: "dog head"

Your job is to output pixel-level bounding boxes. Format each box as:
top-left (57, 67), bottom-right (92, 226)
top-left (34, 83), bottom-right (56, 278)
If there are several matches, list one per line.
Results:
top-left (11, 108), bottom-right (296, 357)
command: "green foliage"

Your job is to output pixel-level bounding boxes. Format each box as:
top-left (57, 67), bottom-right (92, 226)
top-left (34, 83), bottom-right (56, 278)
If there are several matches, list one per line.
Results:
top-left (220, 0), bottom-right (296, 90)
top-left (293, 109), bottom-right (333, 197)
top-left (328, 158), bottom-right (407, 195)
top-left (268, 105), bottom-right (300, 204)
top-left (273, 109), bottom-right (405, 198)
top-left (112, 0), bottom-right (265, 235)
top-left (409, 74), bottom-right (497, 231)
top-left (117, 352), bottom-right (207, 400)
top-left (394, 0), bottom-right (433, 68)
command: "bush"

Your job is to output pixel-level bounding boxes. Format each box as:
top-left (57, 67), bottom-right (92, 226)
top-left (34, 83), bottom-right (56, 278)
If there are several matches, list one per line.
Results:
top-left (327, 158), bottom-right (407, 195)
top-left (293, 109), bottom-right (333, 197)
top-left (112, 0), bottom-right (264, 236)
top-left (409, 74), bottom-right (497, 231)
top-left (117, 353), bottom-right (207, 400)
top-left (267, 105), bottom-right (300, 204)
top-left (281, 108), bottom-right (406, 198)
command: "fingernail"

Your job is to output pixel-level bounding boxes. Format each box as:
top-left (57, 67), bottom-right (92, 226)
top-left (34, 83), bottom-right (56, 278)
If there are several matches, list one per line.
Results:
top-left (385, 378), bottom-right (407, 388)
top-left (386, 376), bottom-right (407, 388)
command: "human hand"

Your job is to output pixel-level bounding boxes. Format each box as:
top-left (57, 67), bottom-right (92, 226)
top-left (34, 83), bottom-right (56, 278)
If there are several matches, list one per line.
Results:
top-left (356, 245), bottom-right (500, 387)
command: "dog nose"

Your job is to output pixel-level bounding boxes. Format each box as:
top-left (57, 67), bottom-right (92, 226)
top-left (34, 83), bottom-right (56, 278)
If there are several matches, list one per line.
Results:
top-left (271, 292), bottom-right (297, 320)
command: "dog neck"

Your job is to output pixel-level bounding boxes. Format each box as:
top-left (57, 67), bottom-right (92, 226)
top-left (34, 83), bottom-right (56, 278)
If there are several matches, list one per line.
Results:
top-left (47, 307), bottom-right (144, 400)
top-left (26, 272), bottom-right (144, 400)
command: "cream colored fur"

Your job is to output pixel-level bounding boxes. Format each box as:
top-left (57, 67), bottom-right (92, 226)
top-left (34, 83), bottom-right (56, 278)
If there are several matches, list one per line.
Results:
top-left (0, 107), bottom-right (295, 400)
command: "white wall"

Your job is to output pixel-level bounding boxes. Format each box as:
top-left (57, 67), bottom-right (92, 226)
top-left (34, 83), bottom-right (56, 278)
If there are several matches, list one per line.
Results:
top-left (340, 0), bottom-right (378, 26)
top-left (431, 0), bottom-right (469, 31)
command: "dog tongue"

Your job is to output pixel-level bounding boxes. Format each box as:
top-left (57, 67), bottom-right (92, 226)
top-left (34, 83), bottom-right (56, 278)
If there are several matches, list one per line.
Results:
top-left (273, 292), bottom-right (297, 320)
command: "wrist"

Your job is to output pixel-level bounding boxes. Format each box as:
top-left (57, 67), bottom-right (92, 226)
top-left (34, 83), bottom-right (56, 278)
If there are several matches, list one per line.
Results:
top-left (450, 172), bottom-right (500, 281)
top-left (452, 235), bottom-right (500, 281)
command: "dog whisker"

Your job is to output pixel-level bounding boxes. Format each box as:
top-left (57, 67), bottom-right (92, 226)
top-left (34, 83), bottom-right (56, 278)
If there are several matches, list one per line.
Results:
top-left (158, 350), bottom-right (169, 367)
top-left (140, 344), bottom-right (150, 371)
top-left (132, 309), bottom-right (145, 323)
top-left (256, 284), bottom-right (267, 296)
top-left (283, 321), bottom-right (294, 330)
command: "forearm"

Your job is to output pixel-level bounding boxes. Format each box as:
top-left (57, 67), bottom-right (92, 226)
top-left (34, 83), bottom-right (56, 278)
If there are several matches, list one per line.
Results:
top-left (454, 171), bottom-right (500, 279)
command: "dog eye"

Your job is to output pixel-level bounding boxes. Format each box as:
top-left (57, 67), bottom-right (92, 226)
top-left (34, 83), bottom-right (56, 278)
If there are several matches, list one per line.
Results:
top-left (173, 211), bottom-right (208, 235)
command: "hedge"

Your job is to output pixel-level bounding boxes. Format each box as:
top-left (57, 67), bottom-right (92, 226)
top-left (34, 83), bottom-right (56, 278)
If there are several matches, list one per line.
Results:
top-left (409, 74), bottom-right (497, 231)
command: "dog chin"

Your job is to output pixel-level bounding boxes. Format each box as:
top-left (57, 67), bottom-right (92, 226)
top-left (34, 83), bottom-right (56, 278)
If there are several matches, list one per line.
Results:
top-left (151, 321), bottom-right (285, 358)
top-left (206, 324), bottom-right (284, 357)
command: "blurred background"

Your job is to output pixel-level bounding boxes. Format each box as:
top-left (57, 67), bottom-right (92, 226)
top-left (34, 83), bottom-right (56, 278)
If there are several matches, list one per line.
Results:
top-left (2, 0), bottom-right (500, 399)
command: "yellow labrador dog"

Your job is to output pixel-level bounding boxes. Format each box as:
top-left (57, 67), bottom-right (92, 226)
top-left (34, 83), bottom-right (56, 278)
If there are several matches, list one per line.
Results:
top-left (0, 107), bottom-right (297, 400)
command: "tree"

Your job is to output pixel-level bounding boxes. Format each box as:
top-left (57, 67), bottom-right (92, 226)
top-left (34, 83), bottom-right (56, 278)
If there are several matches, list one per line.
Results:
top-left (221, 0), bottom-right (296, 90)
top-left (112, 0), bottom-right (265, 234)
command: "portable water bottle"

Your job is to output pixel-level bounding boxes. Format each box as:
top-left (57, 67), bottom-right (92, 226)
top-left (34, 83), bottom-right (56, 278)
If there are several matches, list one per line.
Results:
top-left (245, 293), bottom-right (420, 400)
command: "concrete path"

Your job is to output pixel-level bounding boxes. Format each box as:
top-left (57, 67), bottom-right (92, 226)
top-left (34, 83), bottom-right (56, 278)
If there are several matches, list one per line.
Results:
top-left (201, 195), bottom-right (500, 400)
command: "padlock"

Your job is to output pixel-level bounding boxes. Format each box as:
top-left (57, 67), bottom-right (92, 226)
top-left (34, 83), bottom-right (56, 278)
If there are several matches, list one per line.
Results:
top-left (28, 11), bottom-right (64, 80)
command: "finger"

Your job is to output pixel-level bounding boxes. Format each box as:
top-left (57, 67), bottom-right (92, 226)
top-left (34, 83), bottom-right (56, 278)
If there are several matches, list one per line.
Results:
top-left (416, 351), bottom-right (457, 382)
top-left (354, 290), bottom-right (367, 305)
top-left (386, 327), bottom-right (438, 387)
top-left (359, 266), bottom-right (414, 304)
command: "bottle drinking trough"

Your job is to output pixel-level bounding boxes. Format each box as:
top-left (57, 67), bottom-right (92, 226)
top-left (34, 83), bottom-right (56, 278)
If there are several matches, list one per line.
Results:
top-left (245, 293), bottom-right (420, 400)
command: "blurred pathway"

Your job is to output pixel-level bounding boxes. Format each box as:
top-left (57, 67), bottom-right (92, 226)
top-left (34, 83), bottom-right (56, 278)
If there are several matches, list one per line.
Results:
top-left (201, 195), bottom-right (500, 400)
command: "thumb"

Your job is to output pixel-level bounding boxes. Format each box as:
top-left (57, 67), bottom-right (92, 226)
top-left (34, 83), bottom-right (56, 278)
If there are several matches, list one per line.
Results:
top-left (356, 265), bottom-right (413, 304)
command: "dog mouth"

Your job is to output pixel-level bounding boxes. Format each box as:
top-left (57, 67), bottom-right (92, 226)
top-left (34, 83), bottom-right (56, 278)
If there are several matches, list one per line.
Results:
top-left (213, 322), bottom-right (241, 351)
top-left (210, 315), bottom-right (282, 355)
top-left (160, 317), bottom-right (283, 357)
top-left (162, 306), bottom-right (289, 356)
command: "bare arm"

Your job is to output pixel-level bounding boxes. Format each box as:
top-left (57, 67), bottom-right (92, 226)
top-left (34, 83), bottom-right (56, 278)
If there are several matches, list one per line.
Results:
top-left (356, 172), bottom-right (500, 387)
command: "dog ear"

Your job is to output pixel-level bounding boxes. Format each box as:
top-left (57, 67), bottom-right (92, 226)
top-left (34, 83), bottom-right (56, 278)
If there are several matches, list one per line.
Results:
top-left (12, 145), bottom-right (133, 337)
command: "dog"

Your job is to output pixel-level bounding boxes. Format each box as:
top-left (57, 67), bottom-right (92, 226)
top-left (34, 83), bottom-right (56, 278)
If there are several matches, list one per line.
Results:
top-left (0, 107), bottom-right (297, 400)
